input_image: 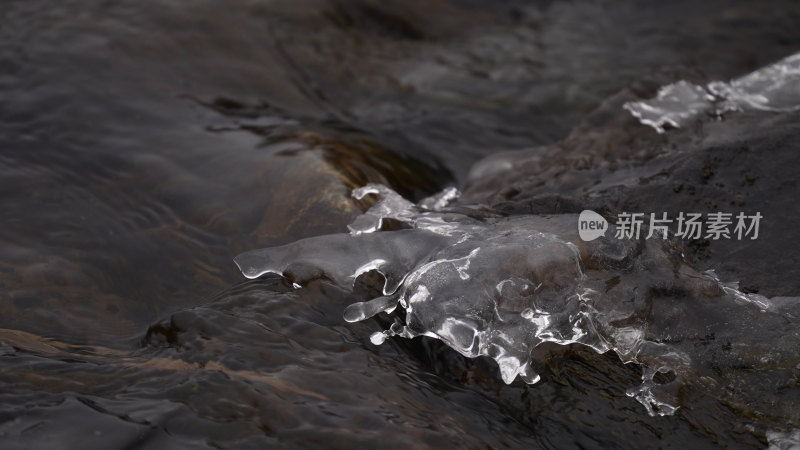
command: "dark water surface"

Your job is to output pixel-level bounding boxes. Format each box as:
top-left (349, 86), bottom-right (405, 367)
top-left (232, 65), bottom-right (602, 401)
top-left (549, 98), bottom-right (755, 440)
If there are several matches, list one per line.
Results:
top-left (2, 1), bottom-right (800, 448)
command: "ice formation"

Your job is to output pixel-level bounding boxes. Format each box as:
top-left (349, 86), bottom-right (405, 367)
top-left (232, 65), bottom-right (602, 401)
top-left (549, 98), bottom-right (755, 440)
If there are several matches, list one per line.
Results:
top-left (624, 52), bottom-right (800, 132)
top-left (767, 429), bottom-right (800, 450)
top-left (234, 184), bottom-right (785, 416)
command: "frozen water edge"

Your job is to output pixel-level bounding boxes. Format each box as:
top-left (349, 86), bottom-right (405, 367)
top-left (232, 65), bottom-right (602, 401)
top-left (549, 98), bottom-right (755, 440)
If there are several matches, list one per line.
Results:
top-left (624, 52), bottom-right (800, 132)
top-left (234, 184), bottom-right (795, 417)
top-left (767, 429), bottom-right (800, 450)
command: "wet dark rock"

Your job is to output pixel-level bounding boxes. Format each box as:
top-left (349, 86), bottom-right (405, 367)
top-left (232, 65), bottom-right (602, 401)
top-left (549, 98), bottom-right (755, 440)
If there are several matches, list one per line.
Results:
top-left (463, 96), bottom-right (800, 297)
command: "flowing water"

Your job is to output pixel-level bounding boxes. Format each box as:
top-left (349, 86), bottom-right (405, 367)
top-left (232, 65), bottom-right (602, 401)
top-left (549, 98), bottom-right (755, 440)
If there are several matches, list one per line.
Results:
top-left (2, 1), bottom-right (800, 448)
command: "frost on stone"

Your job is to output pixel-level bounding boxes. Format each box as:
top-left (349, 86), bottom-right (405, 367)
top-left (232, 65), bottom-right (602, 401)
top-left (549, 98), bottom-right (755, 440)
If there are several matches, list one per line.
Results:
top-left (625, 52), bottom-right (800, 132)
top-left (234, 184), bottom-right (797, 417)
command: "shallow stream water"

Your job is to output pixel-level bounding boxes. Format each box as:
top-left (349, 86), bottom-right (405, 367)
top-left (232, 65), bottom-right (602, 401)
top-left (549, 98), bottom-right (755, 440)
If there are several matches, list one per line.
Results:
top-left (2, 1), bottom-right (800, 448)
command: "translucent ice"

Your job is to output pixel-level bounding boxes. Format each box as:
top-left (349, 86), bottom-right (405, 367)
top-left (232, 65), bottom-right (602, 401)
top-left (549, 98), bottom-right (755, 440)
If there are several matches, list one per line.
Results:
top-left (625, 52), bottom-right (800, 132)
top-left (235, 184), bottom-right (798, 416)
top-left (623, 81), bottom-right (714, 133)
top-left (709, 52), bottom-right (800, 113)
top-left (767, 429), bottom-right (800, 450)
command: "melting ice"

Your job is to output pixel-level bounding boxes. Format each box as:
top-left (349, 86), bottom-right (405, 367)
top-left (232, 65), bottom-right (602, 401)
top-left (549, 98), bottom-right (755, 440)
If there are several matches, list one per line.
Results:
top-left (625, 52), bottom-right (800, 132)
top-left (235, 184), bottom-right (796, 416)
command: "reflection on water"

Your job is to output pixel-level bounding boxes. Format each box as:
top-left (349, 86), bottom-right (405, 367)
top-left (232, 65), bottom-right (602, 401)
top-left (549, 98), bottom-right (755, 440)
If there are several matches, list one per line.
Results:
top-left (2, 0), bottom-right (800, 448)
